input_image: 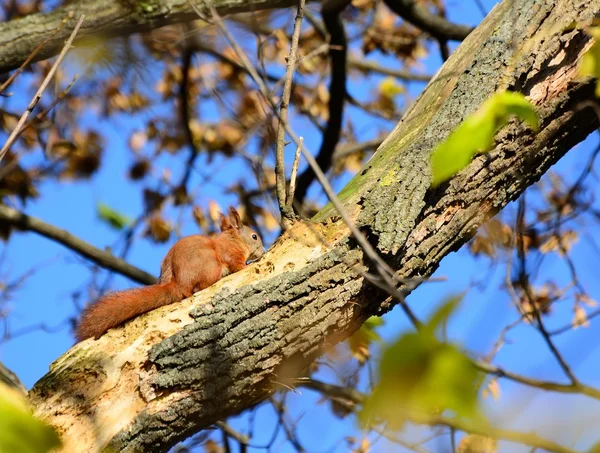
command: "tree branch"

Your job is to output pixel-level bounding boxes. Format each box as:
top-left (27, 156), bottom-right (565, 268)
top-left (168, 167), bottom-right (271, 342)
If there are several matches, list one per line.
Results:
top-left (294, 0), bottom-right (350, 204)
top-left (0, 0), bottom-right (315, 75)
top-left (475, 361), bottom-right (600, 400)
top-left (382, 0), bottom-right (474, 41)
top-left (0, 361), bottom-right (26, 394)
top-left (302, 378), bottom-right (579, 453)
top-left (275, 0), bottom-right (306, 222)
top-left (26, 2), bottom-right (600, 451)
top-left (348, 57), bottom-right (433, 82)
top-left (0, 13), bottom-right (85, 163)
top-left (0, 204), bottom-right (156, 285)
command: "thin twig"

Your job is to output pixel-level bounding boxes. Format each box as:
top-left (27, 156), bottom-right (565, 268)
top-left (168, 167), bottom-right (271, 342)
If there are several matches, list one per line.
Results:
top-left (287, 137), bottom-right (303, 209)
top-left (293, 132), bottom-right (421, 327)
top-left (475, 360), bottom-right (600, 400)
top-left (332, 136), bottom-right (384, 160)
top-left (550, 306), bottom-right (600, 335)
top-left (0, 73), bottom-right (79, 181)
top-left (22, 74), bottom-right (79, 133)
top-left (215, 421), bottom-right (250, 446)
top-left (516, 196), bottom-right (579, 384)
top-left (0, 13), bottom-right (85, 164)
top-left (349, 57), bottom-right (433, 82)
top-left (275, 0), bottom-right (306, 222)
top-left (293, 0), bottom-right (350, 204)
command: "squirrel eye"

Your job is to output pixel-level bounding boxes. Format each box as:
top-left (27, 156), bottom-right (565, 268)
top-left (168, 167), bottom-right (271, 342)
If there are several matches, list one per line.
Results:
top-left (252, 234), bottom-right (258, 240)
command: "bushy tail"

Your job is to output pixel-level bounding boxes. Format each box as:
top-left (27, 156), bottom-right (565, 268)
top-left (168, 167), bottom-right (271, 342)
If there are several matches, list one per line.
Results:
top-left (75, 281), bottom-right (184, 341)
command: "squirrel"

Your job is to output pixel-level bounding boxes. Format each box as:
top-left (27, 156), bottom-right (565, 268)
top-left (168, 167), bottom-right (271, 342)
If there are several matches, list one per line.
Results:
top-left (75, 207), bottom-right (265, 342)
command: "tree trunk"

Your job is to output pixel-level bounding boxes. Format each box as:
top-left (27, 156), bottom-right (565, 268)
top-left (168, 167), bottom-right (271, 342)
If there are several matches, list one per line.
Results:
top-left (27, 0), bottom-right (599, 451)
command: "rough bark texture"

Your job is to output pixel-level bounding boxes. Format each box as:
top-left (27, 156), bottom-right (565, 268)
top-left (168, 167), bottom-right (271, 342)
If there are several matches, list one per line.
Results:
top-left (0, 0), bottom-right (312, 74)
top-left (27, 0), bottom-right (600, 452)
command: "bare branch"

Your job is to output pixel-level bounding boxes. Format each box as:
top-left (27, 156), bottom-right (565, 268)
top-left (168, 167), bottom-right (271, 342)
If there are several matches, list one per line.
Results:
top-left (348, 57), bottom-right (433, 82)
top-left (302, 379), bottom-right (580, 453)
top-left (275, 0), bottom-right (306, 223)
top-left (0, 204), bottom-right (156, 285)
top-left (286, 137), bottom-right (303, 210)
top-left (516, 197), bottom-right (579, 384)
top-left (382, 0), bottom-right (474, 41)
top-left (476, 361), bottom-right (600, 400)
top-left (332, 136), bottom-right (384, 161)
top-left (293, 0), bottom-right (350, 204)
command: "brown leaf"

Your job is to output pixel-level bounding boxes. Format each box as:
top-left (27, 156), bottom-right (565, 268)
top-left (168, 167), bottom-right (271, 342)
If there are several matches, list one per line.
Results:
top-left (145, 215), bottom-right (172, 243)
top-left (172, 185), bottom-right (189, 206)
top-left (458, 435), bottom-right (497, 453)
top-left (573, 305), bottom-right (589, 328)
top-left (204, 439), bottom-right (223, 453)
top-left (539, 230), bottom-right (578, 255)
top-left (0, 159), bottom-right (39, 203)
top-left (129, 130), bottom-right (147, 153)
top-left (143, 189), bottom-right (166, 213)
top-left (192, 206), bottom-right (208, 232)
top-left (470, 235), bottom-right (495, 258)
top-left (128, 159), bottom-right (151, 180)
top-left (482, 379), bottom-right (501, 401)
top-left (208, 201), bottom-right (221, 227)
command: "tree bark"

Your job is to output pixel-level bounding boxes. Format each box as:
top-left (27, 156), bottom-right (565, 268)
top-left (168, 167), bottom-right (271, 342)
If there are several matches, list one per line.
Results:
top-left (27, 0), bottom-right (599, 451)
top-left (0, 0), bottom-right (311, 74)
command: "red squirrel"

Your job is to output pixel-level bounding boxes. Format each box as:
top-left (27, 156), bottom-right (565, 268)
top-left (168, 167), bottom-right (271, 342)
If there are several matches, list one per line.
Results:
top-left (75, 207), bottom-right (265, 342)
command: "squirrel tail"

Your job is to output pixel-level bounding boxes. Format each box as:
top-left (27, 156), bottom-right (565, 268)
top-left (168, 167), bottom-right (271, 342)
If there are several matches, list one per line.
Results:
top-left (75, 281), bottom-right (184, 342)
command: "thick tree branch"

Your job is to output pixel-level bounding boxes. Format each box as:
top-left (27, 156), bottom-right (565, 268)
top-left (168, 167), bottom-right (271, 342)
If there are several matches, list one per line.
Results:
top-left (0, 0), bottom-right (315, 75)
top-left (0, 361), bottom-right (26, 394)
top-left (26, 1), bottom-right (600, 452)
top-left (0, 204), bottom-right (156, 285)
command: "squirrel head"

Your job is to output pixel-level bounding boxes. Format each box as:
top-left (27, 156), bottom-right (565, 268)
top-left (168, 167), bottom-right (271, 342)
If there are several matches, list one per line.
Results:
top-left (219, 206), bottom-right (265, 261)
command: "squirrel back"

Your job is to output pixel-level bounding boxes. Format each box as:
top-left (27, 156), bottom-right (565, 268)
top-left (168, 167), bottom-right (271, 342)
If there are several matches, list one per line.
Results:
top-left (75, 207), bottom-right (264, 341)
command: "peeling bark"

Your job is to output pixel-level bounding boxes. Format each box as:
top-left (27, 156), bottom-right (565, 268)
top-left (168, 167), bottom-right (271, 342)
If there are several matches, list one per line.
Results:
top-left (27, 0), bottom-right (600, 452)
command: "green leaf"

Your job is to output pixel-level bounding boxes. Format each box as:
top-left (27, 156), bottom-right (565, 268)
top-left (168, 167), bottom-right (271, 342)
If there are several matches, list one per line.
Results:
top-left (422, 295), bottom-right (462, 339)
top-left (431, 91), bottom-right (539, 187)
top-left (359, 298), bottom-right (481, 430)
top-left (97, 202), bottom-right (132, 230)
top-left (0, 384), bottom-right (61, 453)
top-left (579, 27), bottom-right (600, 97)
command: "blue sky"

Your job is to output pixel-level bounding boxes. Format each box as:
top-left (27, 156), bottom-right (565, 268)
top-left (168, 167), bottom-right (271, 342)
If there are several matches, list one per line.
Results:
top-left (2, 1), bottom-right (600, 451)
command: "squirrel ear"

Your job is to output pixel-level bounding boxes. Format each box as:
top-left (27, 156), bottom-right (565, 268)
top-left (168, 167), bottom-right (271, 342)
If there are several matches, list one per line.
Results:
top-left (219, 212), bottom-right (233, 231)
top-left (228, 206), bottom-right (242, 229)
